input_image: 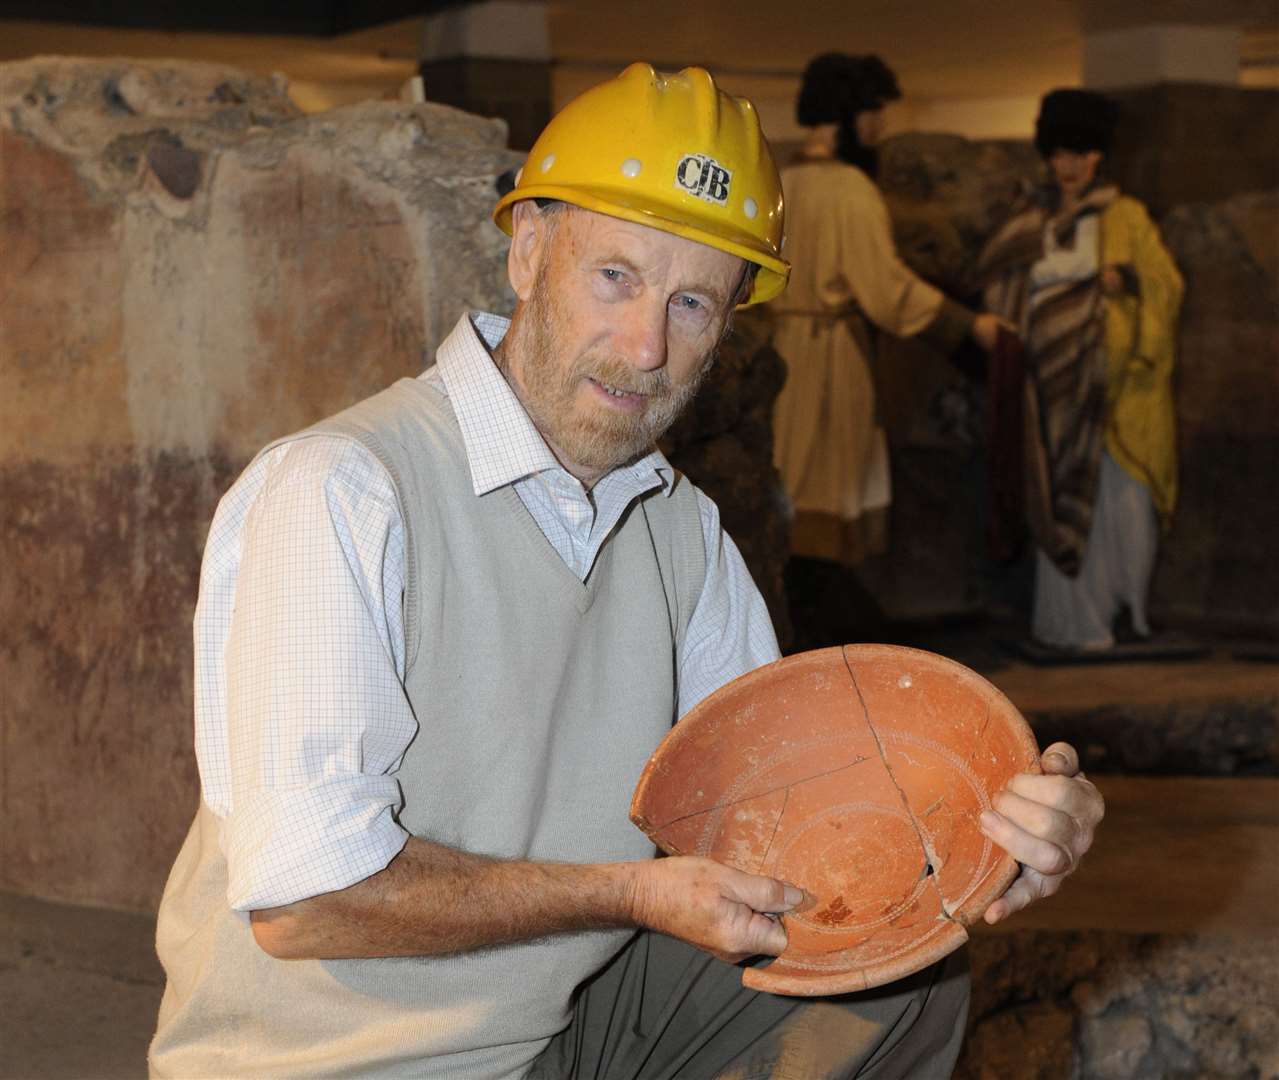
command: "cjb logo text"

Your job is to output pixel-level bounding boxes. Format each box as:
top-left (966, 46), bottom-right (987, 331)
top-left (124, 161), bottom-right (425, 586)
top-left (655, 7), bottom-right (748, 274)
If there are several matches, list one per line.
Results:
top-left (675, 154), bottom-right (732, 205)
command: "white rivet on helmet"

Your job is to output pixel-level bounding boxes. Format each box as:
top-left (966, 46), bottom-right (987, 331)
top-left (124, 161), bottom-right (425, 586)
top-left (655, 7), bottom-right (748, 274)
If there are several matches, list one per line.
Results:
top-left (621, 157), bottom-right (643, 178)
top-left (540, 154), bottom-right (555, 173)
top-left (743, 197), bottom-right (758, 220)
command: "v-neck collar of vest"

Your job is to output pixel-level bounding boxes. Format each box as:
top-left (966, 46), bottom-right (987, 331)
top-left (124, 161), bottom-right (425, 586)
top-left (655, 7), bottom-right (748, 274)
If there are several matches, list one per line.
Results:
top-left (491, 484), bottom-right (620, 613)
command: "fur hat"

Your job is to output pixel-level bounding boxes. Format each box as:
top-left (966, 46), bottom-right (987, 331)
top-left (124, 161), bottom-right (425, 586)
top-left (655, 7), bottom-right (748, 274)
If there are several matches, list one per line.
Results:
top-left (796, 53), bottom-right (901, 126)
top-left (1034, 88), bottom-right (1118, 157)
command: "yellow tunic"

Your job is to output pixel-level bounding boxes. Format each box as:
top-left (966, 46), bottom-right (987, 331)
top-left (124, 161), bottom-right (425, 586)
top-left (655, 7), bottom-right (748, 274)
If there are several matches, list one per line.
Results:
top-left (1100, 195), bottom-right (1184, 521)
top-left (769, 160), bottom-right (949, 565)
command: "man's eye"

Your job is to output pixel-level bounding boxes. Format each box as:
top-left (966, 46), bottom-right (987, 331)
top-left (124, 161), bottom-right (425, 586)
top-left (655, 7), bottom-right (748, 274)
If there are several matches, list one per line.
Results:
top-left (674, 295), bottom-right (703, 312)
top-left (601, 268), bottom-right (624, 283)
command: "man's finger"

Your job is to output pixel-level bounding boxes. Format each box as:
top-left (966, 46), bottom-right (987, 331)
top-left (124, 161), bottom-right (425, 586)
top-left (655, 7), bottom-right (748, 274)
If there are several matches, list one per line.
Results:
top-left (744, 912), bottom-right (789, 956)
top-left (725, 872), bottom-right (804, 915)
top-left (1004, 772), bottom-right (1102, 822)
top-left (992, 789), bottom-right (1077, 843)
top-left (1003, 772), bottom-right (1080, 809)
top-left (1041, 741), bottom-right (1079, 775)
top-left (983, 871), bottom-right (1046, 924)
top-left (980, 808), bottom-right (1074, 876)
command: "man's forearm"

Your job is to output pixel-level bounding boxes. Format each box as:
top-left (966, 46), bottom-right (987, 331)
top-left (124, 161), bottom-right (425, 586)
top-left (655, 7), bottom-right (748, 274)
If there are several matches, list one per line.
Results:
top-left (250, 836), bottom-right (638, 960)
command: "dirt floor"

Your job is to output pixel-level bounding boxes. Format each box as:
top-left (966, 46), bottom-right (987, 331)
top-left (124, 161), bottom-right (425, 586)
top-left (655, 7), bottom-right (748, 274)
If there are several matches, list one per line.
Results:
top-left (3, 642), bottom-right (1276, 1079)
top-left (1, 891), bottom-right (163, 1080)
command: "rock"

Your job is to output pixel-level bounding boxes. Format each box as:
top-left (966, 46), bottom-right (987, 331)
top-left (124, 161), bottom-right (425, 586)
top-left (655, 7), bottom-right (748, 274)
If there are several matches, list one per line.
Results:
top-left (958, 931), bottom-right (1279, 1080)
top-left (1026, 695), bottom-right (1279, 776)
top-left (960, 1000), bottom-right (1075, 1080)
top-left (662, 307), bottom-right (792, 644)
top-left (0, 56), bottom-right (300, 175)
top-left (1080, 1012), bottom-right (1153, 1079)
top-left (879, 132), bottom-right (1042, 296)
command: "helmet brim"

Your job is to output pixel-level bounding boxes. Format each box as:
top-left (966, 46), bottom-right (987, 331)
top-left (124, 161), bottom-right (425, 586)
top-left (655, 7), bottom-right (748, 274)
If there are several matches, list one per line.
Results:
top-left (493, 185), bottom-right (790, 307)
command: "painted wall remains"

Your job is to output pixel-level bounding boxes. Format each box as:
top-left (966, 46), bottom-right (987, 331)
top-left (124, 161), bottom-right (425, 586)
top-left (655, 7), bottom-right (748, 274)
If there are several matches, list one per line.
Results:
top-left (0, 57), bottom-right (520, 911)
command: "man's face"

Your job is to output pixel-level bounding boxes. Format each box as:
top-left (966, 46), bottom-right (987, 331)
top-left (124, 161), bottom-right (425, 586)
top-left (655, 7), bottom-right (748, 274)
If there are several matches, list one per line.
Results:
top-left (1048, 148), bottom-right (1102, 200)
top-left (500, 205), bottom-right (745, 486)
top-left (855, 107), bottom-right (885, 147)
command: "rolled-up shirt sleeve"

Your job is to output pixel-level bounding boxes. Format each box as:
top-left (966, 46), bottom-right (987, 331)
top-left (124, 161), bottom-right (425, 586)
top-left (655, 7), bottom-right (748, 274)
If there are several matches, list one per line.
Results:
top-left (209, 438), bottom-right (416, 910)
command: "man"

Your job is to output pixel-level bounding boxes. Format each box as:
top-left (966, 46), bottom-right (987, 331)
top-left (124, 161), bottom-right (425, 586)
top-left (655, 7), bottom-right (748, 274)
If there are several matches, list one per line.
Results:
top-left (150, 63), bottom-right (1103, 1079)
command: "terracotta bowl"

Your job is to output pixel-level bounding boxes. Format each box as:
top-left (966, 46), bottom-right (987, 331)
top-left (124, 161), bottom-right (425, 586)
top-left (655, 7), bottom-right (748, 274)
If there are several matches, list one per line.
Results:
top-left (630, 645), bottom-right (1041, 996)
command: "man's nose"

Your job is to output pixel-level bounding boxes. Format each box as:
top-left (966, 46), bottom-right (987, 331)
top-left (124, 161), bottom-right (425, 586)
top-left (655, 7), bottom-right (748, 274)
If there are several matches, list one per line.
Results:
top-left (615, 299), bottom-right (668, 372)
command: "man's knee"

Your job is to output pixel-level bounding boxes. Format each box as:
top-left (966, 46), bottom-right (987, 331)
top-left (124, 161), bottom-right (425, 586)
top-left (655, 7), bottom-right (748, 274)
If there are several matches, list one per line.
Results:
top-left (769, 950), bottom-right (970, 1080)
top-left (860, 949), bottom-right (971, 1079)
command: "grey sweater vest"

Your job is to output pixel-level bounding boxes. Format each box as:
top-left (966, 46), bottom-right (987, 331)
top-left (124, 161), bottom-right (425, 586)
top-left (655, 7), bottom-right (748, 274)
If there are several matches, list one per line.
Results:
top-left (151, 376), bottom-right (706, 1079)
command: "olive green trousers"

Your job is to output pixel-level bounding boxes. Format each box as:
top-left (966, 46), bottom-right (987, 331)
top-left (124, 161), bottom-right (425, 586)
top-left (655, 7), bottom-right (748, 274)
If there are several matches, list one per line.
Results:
top-left (528, 932), bottom-right (969, 1080)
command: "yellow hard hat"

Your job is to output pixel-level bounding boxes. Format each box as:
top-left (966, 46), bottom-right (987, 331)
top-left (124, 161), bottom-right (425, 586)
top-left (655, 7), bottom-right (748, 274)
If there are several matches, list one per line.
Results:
top-left (493, 62), bottom-right (789, 306)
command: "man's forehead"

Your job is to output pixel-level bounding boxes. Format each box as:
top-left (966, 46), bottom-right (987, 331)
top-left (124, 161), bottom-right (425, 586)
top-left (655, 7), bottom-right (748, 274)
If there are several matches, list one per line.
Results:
top-left (558, 205), bottom-right (745, 278)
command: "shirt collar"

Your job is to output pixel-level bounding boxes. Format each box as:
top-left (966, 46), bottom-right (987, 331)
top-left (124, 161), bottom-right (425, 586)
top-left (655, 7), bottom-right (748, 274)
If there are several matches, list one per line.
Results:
top-left (430, 312), bottom-right (676, 498)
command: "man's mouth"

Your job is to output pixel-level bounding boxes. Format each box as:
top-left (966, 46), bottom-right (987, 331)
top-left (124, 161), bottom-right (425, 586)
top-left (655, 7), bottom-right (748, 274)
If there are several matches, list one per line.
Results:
top-left (588, 377), bottom-right (649, 409)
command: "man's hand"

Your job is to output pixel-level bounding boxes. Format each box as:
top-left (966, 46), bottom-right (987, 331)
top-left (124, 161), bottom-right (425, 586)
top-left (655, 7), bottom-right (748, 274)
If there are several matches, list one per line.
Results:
top-left (625, 856), bottom-right (802, 963)
top-left (979, 741), bottom-right (1104, 925)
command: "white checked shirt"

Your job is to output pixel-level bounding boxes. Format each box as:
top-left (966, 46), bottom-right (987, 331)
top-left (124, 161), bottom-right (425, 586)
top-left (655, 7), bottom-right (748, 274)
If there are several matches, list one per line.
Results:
top-left (195, 312), bottom-right (781, 910)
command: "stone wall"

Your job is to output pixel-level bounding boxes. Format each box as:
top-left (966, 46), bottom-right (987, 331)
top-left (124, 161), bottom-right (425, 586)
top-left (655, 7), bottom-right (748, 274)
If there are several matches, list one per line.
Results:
top-left (0, 57), bottom-right (521, 911)
top-left (1107, 83), bottom-right (1279, 220)
top-left (1154, 191), bottom-right (1279, 634)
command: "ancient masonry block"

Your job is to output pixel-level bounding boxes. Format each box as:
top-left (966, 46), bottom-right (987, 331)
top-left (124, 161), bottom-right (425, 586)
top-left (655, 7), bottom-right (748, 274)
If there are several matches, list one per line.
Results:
top-left (0, 57), bottom-right (520, 910)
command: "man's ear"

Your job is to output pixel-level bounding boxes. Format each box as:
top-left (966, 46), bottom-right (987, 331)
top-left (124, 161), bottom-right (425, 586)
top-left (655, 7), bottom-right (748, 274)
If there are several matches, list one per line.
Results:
top-left (507, 200), bottom-right (551, 302)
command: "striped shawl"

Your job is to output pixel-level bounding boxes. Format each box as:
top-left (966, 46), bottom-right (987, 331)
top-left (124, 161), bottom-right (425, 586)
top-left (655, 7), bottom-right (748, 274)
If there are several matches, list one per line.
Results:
top-left (978, 184), bottom-right (1118, 576)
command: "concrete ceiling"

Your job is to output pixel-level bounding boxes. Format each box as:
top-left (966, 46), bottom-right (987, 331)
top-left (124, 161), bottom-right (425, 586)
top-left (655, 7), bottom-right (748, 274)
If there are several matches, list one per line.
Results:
top-left (554, 0), bottom-right (1082, 101)
top-left (548, 0), bottom-right (1276, 138)
top-left (1, 0), bottom-right (1274, 132)
top-left (549, 0), bottom-right (1277, 96)
top-left (0, 0), bottom-right (465, 35)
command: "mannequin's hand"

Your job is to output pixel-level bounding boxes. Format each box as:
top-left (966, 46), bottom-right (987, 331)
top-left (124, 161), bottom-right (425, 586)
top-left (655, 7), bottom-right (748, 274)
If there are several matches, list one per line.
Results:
top-left (972, 312), bottom-right (1015, 352)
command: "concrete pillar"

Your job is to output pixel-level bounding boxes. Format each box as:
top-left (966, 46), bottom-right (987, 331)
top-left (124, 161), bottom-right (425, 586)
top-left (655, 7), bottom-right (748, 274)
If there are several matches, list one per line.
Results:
top-left (1074, 20), bottom-right (1275, 215)
top-left (1083, 24), bottom-right (1241, 89)
top-left (419, 0), bottom-right (551, 150)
